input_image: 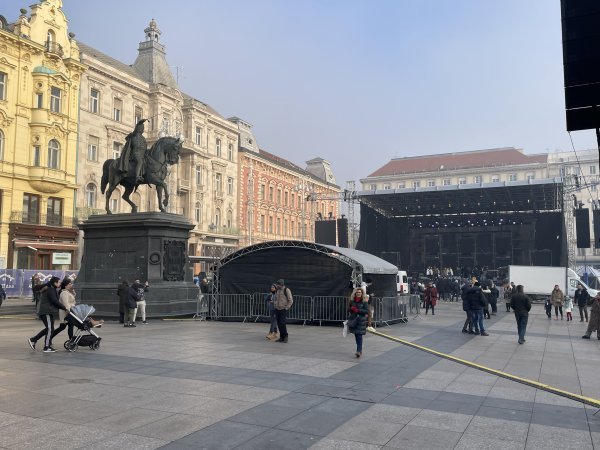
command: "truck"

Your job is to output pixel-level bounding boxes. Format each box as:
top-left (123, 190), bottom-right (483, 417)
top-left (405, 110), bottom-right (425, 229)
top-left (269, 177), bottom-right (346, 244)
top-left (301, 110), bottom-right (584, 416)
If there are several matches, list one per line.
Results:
top-left (508, 265), bottom-right (598, 301)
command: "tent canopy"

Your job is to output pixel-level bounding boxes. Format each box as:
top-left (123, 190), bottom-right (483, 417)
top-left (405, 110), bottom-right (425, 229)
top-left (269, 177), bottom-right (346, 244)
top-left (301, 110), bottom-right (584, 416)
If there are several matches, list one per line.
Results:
top-left (218, 240), bottom-right (398, 297)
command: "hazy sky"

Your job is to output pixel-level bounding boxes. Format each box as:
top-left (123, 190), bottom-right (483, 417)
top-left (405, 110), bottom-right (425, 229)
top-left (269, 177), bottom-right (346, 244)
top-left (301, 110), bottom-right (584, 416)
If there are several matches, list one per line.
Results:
top-left (3, 0), bottom-right (597, 188)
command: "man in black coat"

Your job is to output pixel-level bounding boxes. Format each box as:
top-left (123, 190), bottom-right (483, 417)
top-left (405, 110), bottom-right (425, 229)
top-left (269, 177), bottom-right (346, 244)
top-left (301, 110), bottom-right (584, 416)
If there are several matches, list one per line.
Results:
top-left (467, 282), bottom-right (489, 336)
top-left (118, 280), bottom-right (140, 327)
top-left (461, 280), bottom-right (473, 334)
top-left (509, 284), bottom-right (532, 344)
top-left (574, 284), bottom-right (590, 322)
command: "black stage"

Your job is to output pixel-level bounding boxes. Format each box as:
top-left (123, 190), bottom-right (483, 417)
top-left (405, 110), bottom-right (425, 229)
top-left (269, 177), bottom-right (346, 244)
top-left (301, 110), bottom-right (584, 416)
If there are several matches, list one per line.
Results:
top-left (356, 179), bottom-right (567, 272)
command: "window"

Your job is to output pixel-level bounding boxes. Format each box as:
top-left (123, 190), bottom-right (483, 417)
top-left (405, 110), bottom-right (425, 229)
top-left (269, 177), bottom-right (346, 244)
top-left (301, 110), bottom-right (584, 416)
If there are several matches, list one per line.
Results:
top-left (215, 208), bottom-right (221, 227)
top-left (268, 216), bottom-right (273, 233)
top-left (369, 184), bottom-right (377, 190)
top-left (23, 193), bottom-right (40, 224)
top-left (215, 173), bottom-right (223, 194)
top-left (50, 86), bottom-right (61, 113)
top-left (227, 177), bottom-right (233, 195)
top-left (90, 89), bottom-right (99, 113)
top-left (216, 138), bottom-right (221, 157)
top-left (491, 175), bottom-right (500, 183)
top-left (526, 172), bottom-right (535, 181)
top-left (427, 180), bottom-right (436, 187)
top-left (509, 173), bottom-right (517, 181)
top-left (33, 145), bottom-right (41, 166)
top-left (458, 177), bottom-right (466, 185)
top-left (47, 139), bottom-right (60, 169)
top-left (277, 188), bottom-right (282, 203)
top-left (195, 204), bottom-right (202, 222)
top-left (591, 166), bottom-right (597, 175)
top-left (260, 215), bottom-right (265, 232)
top-left (276, 218), bottom-right (281, 235)
top-left (195, 166), bottom-right (202, 186)
top-left (112, 142), bottom-right (122, 159)
top-left (398, 182), bottom-right (405, 188)
top-left (384, 184), bottom-right (391, 190)
top-left (291, 193), bottom-right (296, 208)
top-left (134, 106), bottom-right (143, 124)
top-left (269, 186), bottom-right (274, 202)
top-left (412, 181), bottom-right (420, 188)
top-left (46, 197), bottom-right (62, 226)
top-left (36, 92), bottom-right (43, 108)
top-left (228, 143), bottom-right (233, 161)
top-left (0, 129), bottom-right (4, 160)
top-left (591, 184), bottom-right (597, 192)
top-left (195, 126), bottom-right (202, 146)
top-left (227, 210), bottom-right (233, 228)
top-left (162, 116), bottom-right (170, 135)
top-left (474, 175), bottom-right (482, 184)
top-left (110, 196), bottom-right (119, 213)
top-left (113, 98), bottom-right (122, 122)
top-left (260, 184), bottom-right (265, 200)
top-left (443, 179), bottom-right (451, 186)
top-left (291, 220), bottom-right (295, 237)
top-left (87, 136), bottom-right (98, 161)
top-left (85, 183), bottom-right (96, 208)
top-left (0, 72), bottom-right (6, 100)
top-left (284, 191), bottom-right (288, 206)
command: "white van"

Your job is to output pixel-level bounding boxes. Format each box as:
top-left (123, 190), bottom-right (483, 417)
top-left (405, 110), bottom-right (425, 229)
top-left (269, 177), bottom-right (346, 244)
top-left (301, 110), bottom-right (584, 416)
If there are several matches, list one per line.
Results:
top-left (396, 270), bottom-right (409, 294)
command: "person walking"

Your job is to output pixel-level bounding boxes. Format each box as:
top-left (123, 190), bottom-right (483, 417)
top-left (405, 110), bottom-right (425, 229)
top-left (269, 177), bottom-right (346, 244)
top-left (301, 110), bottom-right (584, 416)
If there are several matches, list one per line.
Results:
top-left (564, 296), bottom-right (574, 321)
top-left (348, 288), bottom-right (369, 358)
top-left (50, 278), bottom-right (77, 341)
top-left (482, 284), bottom-right (492, 319)
top-left (118, 280), bottom-right (140, 327)
top-left (544, 297), bottom-right (552, 319)
top-left (505, 282), bottom-right (515, 312)
top-left (274, 279), bottom-right (293, 343)
top-left (132, 280), bottom-right (149, 324)
top-left (489, 283), bottom-right (499, 315)
top-left (0, 284), bottom-right (5, 308)
top-left (509, 285), bottom-right (532, 344)
top-left (117, 279), bottom-right (128, 324)
top-left (582, 292), bottom-right (600, 339)
top-left (550, 285), bottom-right (564, 320)
top-left (424, 282), bottom-right (438, 315)
top-left (574, 284), bottom-right (590, 322)
top-left (461, 281), bottom-right (473, 334)
top-left (28, 276), bottom-right (65, 352)
top-left (264, 284), bottom-right (278, 340)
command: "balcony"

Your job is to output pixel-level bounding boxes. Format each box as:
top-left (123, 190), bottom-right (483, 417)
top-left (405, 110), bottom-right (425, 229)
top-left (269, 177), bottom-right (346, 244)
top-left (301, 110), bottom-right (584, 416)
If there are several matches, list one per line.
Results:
top-left (10, 211), bottom-right (78, 228)
top-left (45, 41), bottom-right (64, 57)
top-left (177, 178), bottom-right (190, 192)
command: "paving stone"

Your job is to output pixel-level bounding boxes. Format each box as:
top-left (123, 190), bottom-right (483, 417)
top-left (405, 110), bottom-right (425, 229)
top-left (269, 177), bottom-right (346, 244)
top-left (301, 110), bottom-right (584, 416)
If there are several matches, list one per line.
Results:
top-left (309, 437), bottom-right (381, 449)
top-left (127, 413), bottom-right (219, 441)
top-left (329, 418), bottom-right (405, 445)
top-left (175, 420), bottom-right (268, 448)
top-left (465, 416), bottom-right (529, 442)
top-left (385, 424), bottom-right (462, 449)
top-left (236, 428), bottom-right (320, 449)
top-left (408, 409), bottom-right (473, 432)
top-left (454, 432), bottom-right (525, 450)
top-left (525, 423), bottom-right (593, 449)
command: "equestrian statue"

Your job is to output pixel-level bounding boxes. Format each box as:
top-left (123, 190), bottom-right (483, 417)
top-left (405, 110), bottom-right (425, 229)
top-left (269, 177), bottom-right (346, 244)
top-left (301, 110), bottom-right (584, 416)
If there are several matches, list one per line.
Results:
top-left (101, 119), bottom-right (183, 214)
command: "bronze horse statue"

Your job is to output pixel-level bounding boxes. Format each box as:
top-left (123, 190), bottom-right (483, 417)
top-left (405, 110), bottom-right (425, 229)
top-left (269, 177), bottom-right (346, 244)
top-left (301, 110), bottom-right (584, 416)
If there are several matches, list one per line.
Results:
top-left (101, 136), bottom-right (183, 214)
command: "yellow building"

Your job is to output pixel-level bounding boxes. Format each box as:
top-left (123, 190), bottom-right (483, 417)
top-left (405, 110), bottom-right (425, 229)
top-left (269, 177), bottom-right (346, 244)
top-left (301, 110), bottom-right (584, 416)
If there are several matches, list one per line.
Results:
top-left (0, 1), bottom-right (86, 269)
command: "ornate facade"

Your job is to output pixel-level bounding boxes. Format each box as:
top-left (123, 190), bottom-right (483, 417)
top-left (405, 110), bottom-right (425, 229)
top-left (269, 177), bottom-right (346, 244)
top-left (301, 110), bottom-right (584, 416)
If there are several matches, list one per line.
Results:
top-left (77, 19), bottom-right (239, 262)
top-left (232, 118), bottom-right (341, 246)
top-left (0, 1), bottom-right (86, 269)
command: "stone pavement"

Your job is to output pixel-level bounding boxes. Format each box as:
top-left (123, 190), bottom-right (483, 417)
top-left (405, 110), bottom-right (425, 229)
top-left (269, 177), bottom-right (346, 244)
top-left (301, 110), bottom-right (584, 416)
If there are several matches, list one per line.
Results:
top-left (0, 301), bottom-right (599, 449)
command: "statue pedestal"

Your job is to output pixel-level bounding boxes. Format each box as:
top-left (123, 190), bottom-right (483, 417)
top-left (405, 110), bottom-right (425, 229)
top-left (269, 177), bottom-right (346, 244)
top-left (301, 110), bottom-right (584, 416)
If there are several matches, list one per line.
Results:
top-left (75, 212), bottom-right (198, 317)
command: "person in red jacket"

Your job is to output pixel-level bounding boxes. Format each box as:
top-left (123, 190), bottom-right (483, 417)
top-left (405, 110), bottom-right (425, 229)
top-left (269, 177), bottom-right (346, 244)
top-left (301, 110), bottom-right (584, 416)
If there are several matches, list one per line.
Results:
top-left (424, 282), bottom-right (438, 315)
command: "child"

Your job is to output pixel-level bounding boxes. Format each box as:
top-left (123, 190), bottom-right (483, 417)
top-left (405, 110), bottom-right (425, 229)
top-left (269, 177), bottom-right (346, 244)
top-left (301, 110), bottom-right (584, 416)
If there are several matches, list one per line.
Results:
top-left (564, 296), bottom-right (573, 321)
top-left (544, 298), bottom-right (552, 319)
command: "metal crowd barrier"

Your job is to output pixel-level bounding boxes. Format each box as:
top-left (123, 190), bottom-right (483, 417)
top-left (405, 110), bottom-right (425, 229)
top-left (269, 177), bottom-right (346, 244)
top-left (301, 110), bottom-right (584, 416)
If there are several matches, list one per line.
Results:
top-left (312, 296), bottom-right (349, 325)
top-left (213, 293), bottom-right (253, 321)
top-left (286, 295), bottom-right (313, 325)
top-left (373, 296), bottom-right (409, 325)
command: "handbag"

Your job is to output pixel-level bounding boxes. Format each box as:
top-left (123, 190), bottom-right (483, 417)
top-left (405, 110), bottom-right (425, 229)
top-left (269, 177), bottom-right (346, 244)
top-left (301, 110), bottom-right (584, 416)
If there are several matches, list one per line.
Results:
top-left (342, 320), bottom-right (348, 338)
top-left (346, 316), bottom-right (358, 329)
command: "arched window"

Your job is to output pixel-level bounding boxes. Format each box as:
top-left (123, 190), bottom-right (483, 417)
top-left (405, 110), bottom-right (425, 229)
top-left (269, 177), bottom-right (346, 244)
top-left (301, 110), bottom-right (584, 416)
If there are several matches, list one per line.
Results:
top-left (47, 139), bottom-right (60, 169)
top-left (227, 210), bottom-right (233, 228)
top-left (85, 183), bottom-right (96, 208)
top-left (215, 208), bottom-right (221, 227)
top-left (47, 29), bottom-right (55, 44)
top-left (0, 129), bottom-right (4, 160)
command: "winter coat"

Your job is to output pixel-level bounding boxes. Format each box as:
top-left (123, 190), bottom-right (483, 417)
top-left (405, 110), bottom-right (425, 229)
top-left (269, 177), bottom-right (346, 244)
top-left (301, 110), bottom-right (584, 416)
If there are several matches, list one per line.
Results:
top-left (348, 296), bottom-right (369, 336)
top-left (574, 289), bottom-right (590, 307)
top-left (461, 284), bottom-right (472, 311)
top-left (481, 288), bottom-right (491, 307)
top-left (490, 286), bottom-right (499, 302)
top-left (509, 292), bottom-right (532, 316)
top-left (551, 289), bottom-right (564, 307)
top-left (117, 283), bottom-right (129, 314)
top-left (264, 292), bottom-right (276, 312)
top-left (36, 283), bottom-right (65, 316)
top-left (586, 296), bottom-right (600, 332)
top-left (58, 289), bottom-right (76, 322)
top-left (273, 286), bottom-right (293, 310)
top-left (466, 287), bottom-right (486, 311)
top-left (118, 284), bottom-right (140, 310)
top-left (132, 282), bottom-right (148, 302)
top-left (564, 297), bottom-right (573, 311)
top-left (544, 299), bottom-right (552, 311)
top-left (424, 286), bottom-right (438, 306)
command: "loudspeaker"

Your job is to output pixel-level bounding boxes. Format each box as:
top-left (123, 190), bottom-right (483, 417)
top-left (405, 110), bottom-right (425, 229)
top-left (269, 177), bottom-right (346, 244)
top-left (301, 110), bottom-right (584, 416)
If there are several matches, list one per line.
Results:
top-left (561, 0), bottom-right (600, 131)
top-left (593, 210), bottom-right (600, 246)
top-left (575, 208), bottom-right (591, 248)
top-left (315, 220), bottom-right (336, 245)
top-left (336, 218), bottom-right (349, 247)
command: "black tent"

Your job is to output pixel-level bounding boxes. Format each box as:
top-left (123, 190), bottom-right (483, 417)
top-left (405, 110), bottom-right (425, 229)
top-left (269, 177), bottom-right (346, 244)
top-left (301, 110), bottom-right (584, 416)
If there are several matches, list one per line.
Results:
top-left (218, 240), bottom-right (399, 297)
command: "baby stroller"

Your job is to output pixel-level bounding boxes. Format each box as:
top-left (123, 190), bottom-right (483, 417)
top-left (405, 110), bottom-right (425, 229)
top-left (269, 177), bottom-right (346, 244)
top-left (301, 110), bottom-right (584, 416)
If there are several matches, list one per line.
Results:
top-left (64, 304), bottom-right (102, 352)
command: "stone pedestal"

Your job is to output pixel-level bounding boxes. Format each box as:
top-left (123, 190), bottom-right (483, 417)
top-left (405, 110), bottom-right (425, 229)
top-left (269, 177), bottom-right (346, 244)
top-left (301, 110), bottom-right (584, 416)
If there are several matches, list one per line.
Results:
top-left (75, 212), bottom-right (198, 317)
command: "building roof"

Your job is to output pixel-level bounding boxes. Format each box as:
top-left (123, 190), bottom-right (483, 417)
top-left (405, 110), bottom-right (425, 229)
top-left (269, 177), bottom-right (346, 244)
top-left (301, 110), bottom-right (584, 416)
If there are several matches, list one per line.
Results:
top-left (78, 42), bottom-right (141, 80)
top-left (367, 147), bottom-right (548, 178)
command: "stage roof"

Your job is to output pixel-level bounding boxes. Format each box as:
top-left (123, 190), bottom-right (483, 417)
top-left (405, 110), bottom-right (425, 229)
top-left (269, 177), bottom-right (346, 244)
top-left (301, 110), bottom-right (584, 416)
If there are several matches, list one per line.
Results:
top-left (358, 178), bottom-right (563, 218)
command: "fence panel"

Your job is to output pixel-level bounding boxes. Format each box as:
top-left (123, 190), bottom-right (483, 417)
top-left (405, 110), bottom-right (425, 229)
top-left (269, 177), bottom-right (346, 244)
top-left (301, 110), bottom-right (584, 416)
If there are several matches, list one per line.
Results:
top-left (286, 295), bottom-right (313, 323)
top-left (250, 292), bottom-right (270, 321)
top-left (213, 294), bottom-right (253, 321)
top-left (374, 296), bottom-right (408, 325)
top-left (313, 296), bottom-right (349, 324)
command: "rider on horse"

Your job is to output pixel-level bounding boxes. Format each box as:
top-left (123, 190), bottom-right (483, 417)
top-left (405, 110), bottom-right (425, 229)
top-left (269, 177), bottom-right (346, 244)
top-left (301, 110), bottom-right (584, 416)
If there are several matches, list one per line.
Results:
top-left (117, 119), bottom-right (148, 183)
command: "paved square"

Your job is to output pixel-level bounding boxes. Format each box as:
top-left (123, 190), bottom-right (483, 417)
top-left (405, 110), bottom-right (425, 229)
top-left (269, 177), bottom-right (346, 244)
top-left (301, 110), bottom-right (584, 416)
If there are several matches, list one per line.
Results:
top-left (1, 299), bottom-right (600, 449)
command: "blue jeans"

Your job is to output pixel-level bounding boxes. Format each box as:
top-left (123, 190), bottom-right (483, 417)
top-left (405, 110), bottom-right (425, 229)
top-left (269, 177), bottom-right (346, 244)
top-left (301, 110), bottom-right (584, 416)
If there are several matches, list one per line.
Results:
top-left (355, 333), bottom-right (363, 352)
top-left (471, 310), bottom-right (484, 333)
top-left (516, 314), bottom-right (528, 341)
top-left (269, 309), bottom-right (278, 333)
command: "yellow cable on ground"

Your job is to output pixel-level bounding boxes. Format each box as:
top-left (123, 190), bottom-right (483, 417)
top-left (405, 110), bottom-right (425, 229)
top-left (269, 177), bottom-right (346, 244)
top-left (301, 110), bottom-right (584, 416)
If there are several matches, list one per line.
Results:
top-left (367, 326), bottom-right (600, 409)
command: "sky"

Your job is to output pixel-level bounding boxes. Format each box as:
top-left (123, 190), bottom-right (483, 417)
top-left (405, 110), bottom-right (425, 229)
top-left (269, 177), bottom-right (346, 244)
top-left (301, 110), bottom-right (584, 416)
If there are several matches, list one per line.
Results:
top-left (3, 0), bottom-right (598, 190)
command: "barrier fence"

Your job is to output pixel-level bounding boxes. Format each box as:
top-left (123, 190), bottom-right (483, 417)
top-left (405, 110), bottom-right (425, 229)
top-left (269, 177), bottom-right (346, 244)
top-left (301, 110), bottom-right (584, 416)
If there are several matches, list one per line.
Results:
top-left (203, 292), bottom-right (413, 326)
